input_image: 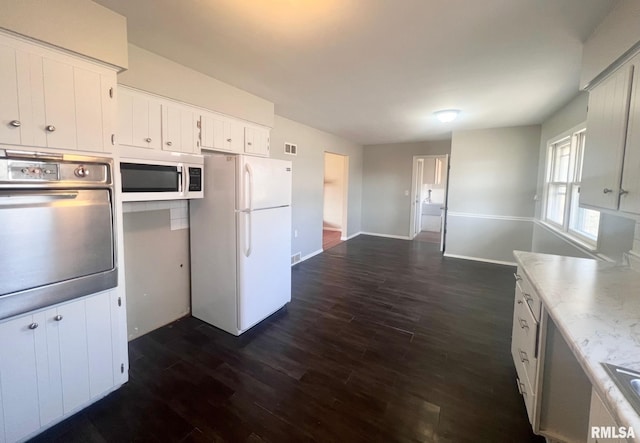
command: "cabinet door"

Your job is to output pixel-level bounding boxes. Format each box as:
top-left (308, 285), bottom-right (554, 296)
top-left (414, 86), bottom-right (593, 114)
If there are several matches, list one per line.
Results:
top-left (0, 43), bottom-right (23, 145)
top-left (580, 65), bottom-right (633, 210)
top-left (56, 300), bottom-right (91, 413)
top-left (179, 108), bottom-right (198, 154)
top-left (133, 94), bottom-right (162, 150)
top-left (0, 313), bottom-right (43, 443)
top-left (244, 127), bottom-right (270, 157)
top-left (162, 104), bottom-right (181, 152)
top-left (74, 66), bottom-right (104, 151)
top-left (85, 291), bottom-right (115, 398)
top-left (620, 56), bottom-right (640, 214)
top-left (118, 88), bottom-right (135, 147)
top-left (42, 58), bottom-right (77, 149)
top-left (227, 118), bottom-right (245, 153)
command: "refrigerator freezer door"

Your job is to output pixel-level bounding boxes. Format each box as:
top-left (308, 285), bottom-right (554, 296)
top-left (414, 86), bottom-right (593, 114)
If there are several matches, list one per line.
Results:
top-left (237, 205), bottom-right (291, 332)
top-left (238, 156), bottom-right (292, 210)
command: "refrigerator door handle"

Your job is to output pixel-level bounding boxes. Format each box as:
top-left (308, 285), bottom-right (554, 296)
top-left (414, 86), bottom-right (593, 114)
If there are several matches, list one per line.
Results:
top-left (245, 162), bottom-right (254, 211)
top-left (244, 211), bottom-right (252, 257)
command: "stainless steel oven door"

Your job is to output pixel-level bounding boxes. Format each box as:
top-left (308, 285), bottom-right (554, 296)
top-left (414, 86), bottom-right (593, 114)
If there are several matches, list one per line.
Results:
top-left (0, 189), bottom-right (116, 319)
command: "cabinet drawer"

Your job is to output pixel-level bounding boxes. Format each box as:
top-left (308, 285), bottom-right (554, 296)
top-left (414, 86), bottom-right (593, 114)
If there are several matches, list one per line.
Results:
top-left (515, 374), bottom-right (536, 425)
top-left (514, 268), bottom-right (541, 322)
top-left (512, 291), bottom-right (539, 391)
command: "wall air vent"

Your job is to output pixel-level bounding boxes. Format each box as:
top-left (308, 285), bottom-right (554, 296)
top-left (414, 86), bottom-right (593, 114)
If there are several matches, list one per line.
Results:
top-left (291, 252), bottom-right (302, 265)
top-left (284, 142), bottom-right (297, 156)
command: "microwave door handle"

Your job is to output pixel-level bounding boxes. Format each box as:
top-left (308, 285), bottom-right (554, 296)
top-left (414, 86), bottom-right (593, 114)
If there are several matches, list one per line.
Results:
top-left (177, 163), bottom-right (185, 196)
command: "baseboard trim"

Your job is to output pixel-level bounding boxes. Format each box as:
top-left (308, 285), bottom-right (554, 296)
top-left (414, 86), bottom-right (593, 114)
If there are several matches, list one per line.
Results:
top-left (344, 231), bottom-right (362, 241)
top-left (361, 232), bottom-right (411, 240)
top-left (322, 227), bottom-right (342, 232)
top-left (443, 253), bottom-right (517, 267)
top-left (293, 248), bottom-right (323, 265)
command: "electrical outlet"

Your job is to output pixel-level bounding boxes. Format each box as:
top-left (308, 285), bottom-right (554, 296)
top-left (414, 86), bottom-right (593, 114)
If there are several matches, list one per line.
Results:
top-left (404, 190), bottom-right (409, 196)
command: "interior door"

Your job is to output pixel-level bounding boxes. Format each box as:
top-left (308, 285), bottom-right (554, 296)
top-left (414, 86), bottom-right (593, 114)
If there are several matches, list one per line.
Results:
top-left (239, 156), bottom-right (292, 210)
top-left (414, 159), bottom-right (424, 236)
top-left (440, 155), bottom-right (450, 253)
top-left (236, 206), bottom-right (291, 332)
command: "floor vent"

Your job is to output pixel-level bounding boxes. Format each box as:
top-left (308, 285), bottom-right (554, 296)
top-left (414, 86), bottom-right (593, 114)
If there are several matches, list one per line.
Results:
top-left (291, 252), bottom-right (302, 265)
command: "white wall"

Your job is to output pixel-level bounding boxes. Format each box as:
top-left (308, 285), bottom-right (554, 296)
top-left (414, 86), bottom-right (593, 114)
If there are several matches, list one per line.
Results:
top-left (447, 126), bottom-right (540, 264)
top-left (118, 45), bottom-right (274, 128)
top-left (270, 115), bottom-right (363, 260)
top-left (0, 0), bottom-right (128, 68)
top-left (581, 0), bottom-right (640, 88)
top-left (361, 141), bottom-right (451, 238)
top-left (323, 153), bottom-right (345, 230)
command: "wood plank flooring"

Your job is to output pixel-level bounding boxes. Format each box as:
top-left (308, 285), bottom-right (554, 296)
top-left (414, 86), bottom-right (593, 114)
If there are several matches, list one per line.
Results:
top-left (31, 235), bottom-right (543, 443)
top-left (322, 229), bottom-right (343, 250)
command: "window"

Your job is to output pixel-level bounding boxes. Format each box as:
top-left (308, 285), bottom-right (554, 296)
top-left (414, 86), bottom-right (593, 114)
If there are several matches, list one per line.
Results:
top-left (544, 128), bottom-right (600, 246)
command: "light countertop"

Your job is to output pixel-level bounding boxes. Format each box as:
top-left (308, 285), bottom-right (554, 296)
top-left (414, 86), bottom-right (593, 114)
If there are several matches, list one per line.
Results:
top-left (514, 251), bottom-right (640, 440)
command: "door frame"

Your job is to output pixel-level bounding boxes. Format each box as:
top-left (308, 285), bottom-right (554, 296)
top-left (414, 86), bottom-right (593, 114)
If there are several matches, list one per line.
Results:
top-left (409, 154), bottom-right (450, 252)
top-left (322, 151), bottom-right (349, 245)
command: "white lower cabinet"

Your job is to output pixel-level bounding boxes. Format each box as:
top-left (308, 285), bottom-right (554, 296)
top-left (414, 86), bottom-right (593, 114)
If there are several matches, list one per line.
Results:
top-left (587, 389), bottom-right (625, 443)
top-left (0, 290), bottom-right (126, 443)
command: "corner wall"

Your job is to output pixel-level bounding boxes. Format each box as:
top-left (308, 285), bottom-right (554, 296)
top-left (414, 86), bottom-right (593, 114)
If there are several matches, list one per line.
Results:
top-left (361, 141), bottom-right (451, 238)
top-left (447, 126), bottom-right (540, 264)
top-left (269, 115), bottom-right (363, 260)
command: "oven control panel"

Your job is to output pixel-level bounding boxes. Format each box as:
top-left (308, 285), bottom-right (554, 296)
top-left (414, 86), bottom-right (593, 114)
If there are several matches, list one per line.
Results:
top-left (9, 162), bottom-right (59, 181)
top-left (1, 160), bottom-right (110, 184)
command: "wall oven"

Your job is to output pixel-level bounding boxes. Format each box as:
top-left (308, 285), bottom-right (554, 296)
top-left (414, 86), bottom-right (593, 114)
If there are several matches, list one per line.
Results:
top-left (0, 149), bottom-right (117, 320)
top-left (120, 160), bottom-right (203, 201)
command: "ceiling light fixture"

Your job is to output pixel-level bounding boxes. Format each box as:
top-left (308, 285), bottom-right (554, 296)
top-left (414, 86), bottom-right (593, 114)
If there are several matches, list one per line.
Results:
top-left (434, 109), bottom-right (460, 123)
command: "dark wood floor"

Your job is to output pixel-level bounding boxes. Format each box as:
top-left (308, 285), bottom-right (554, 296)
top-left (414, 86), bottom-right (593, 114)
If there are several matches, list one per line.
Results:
top-left (32, 235), bottom-right (543, 443)
top-left (414, 231), bottom-right (441, 244)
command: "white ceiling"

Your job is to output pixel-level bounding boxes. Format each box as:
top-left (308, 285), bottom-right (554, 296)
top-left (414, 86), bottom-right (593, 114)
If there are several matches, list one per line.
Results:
top-left (95, 0), bottom-right (618, 145)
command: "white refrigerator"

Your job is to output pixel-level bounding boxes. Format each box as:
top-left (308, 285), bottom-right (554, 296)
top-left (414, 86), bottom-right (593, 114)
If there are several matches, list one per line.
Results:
top-left (190, 154), bottom-right (292, 335)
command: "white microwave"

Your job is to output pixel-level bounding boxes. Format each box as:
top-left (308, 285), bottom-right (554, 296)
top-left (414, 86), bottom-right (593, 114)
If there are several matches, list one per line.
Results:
top-left (120, 160), bottom-right (203, 201)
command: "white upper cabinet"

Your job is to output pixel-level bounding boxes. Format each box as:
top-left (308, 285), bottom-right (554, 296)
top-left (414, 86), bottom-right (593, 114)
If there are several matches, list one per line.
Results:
top-left (0, 43), bottom-right (23, 145)
top-left (620, 55), bottom-right (640, 214)
top-left (0, 32), bottom-right (116, 153)
top-left (580, 63), bottom-right (633, 210)
top-left (161, 103), bottom-right (199, 154)
top-left (244, 126), bottom-right (270, 157)
top-left (200, 111), bottom-right (244, 154)
top-left (581, 53), bottom-right (640, 214)
top-left (118, 87), bottom-right (162, 150)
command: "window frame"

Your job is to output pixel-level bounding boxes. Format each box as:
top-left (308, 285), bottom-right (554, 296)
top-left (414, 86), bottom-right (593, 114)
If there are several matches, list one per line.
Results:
top-left (542, 124), bottom-right (600, 249)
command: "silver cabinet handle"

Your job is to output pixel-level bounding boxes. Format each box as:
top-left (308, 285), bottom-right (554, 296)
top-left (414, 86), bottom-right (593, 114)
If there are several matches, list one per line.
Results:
top-left (227, 138), bottom-right (232, 142)
top-left (518, 317), bottom-right (529, 329)
top-left (523, 293), bottom-right (533, 303)
top-left (46, 125), bottom-right (56, 132)
top-left (513, 273), bottom-right (522, 281)
top-left (517, 300), bottom-right (523, 305)
top-left (520, 382), bottom-right (527, 397)
top-left (54, 314), bottom-right (63, 321)
top-left (620, 188), bottom-right (629, 196)
top-left (247, 142), bottom-right (252, 146)
top-left (519, 349), bottom-right (529, 363)
top-left (166, 141), bottom-right (173, 146)
top-left (603, 188), bottom-right (613, 194)
top-left (10, 120), bottom-right (21, 127)
top-left (28, 322), bottom-right (38, 330)
top-left (145, 137), bottom-right (152, 143)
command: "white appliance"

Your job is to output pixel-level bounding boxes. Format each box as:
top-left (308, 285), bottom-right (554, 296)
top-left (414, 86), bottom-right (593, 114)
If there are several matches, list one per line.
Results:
top-left (190, 154), bottom-right (292, 335)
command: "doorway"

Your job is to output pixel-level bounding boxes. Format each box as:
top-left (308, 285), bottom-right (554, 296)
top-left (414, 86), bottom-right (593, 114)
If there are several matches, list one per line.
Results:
top-left (322, 152), bottom-right (349, 251)
top-left (409, 154), bottom-right (449, 251)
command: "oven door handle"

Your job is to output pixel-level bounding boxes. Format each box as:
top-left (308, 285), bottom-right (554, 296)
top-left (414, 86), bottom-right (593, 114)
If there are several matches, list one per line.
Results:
top-left (0, 192), bottom-right (79, 205)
